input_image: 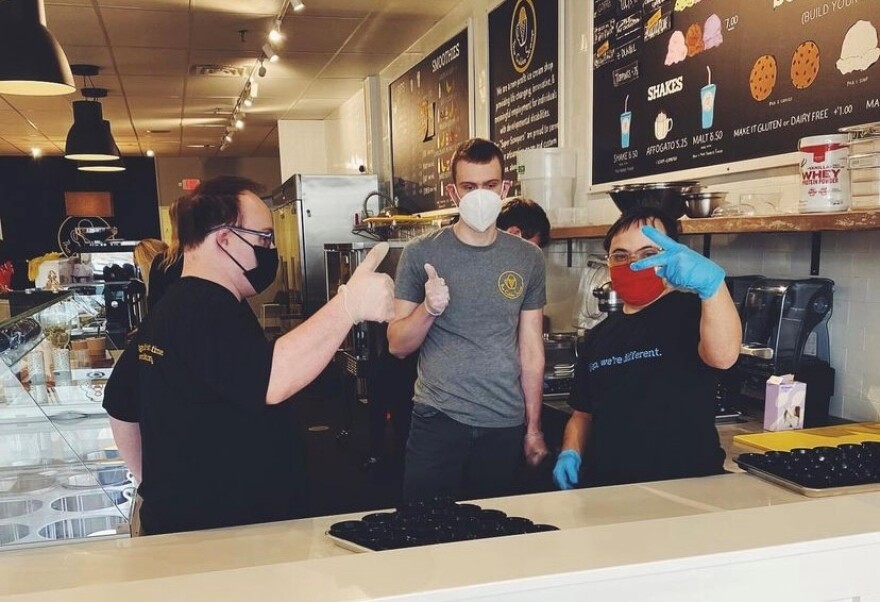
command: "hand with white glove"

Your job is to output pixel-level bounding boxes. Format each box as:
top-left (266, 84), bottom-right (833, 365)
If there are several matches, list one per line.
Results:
top-left (631, 226), bottom-right (725, 300)
top-left (423, 263), bottom-right (450, 316)
top-left (338, 242), bottom-right (395, 324)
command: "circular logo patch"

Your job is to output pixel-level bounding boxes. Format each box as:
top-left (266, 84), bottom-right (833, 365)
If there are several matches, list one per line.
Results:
top-left (498, 271), bottom-right (525, 300)
top-left (510, 0), bottom-right (537, 74)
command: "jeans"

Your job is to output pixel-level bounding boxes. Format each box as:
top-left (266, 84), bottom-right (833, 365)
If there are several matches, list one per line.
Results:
top-left (403, 403), bottom-right (524, 502)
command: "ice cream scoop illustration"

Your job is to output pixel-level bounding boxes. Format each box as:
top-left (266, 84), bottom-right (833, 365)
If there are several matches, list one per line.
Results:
top-left (837, 20), bottom-right (880, 75)
top-left (674, 0), bottom-right (701, 11)
top-left (665, 31), bottom-right (688, 66)
top-left (703, 14), bottom-right (723, 50)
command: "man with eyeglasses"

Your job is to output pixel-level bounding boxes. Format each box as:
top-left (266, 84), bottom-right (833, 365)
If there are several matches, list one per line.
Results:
top-left (388, 138), bottom-right (548, 502)
top-left (104, 176), bottom-right (394, 535)
top-left (553, 207), bottom-right (741, 490)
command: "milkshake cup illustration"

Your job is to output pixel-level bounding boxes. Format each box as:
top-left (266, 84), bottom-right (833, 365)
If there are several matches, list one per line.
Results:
top-left (654, 110), bottom-right (673, 140)
top-left (620, 95), bottom-right (632, 148)
top-left (701, 66), bottom-right (716, 129)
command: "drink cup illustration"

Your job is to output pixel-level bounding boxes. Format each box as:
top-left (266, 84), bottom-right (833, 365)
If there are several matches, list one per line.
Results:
top-left (620, 112), bottom-right (632, 148)
top-left (654, 111), bottom-right (673, 140)
top-left (620, 95), bottom-right (631, 149)
top-left (701, 67), bottom-right (716, 129)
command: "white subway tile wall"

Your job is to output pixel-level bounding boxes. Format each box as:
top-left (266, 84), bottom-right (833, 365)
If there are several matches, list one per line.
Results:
top-left (545, 174), bottom-right (880, 422)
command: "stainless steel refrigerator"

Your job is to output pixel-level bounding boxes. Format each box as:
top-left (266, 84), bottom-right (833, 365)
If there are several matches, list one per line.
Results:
top-left (270, 174), bottom-right (379, 317)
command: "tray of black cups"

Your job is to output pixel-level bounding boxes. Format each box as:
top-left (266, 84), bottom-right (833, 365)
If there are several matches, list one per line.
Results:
top-left (327, 498), bottom-right (560, 552)
top-left (736, 441), bottom-right (880, 497)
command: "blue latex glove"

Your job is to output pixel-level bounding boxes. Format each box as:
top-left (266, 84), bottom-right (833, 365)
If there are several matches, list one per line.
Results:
top-left (630, 225), bottom-right (725, 300)
top-left (553, 449), bottom-right (581, 490)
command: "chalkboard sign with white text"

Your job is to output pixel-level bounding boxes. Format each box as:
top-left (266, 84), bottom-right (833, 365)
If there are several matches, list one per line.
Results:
top-left (591, 0), bottom-right (880, 185)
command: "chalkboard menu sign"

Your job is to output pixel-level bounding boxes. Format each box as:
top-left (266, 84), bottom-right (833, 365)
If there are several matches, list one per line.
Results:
top-left (489, 0), bottom-right (560, 184)
top-left (591, 0), bottom-right (880, 185)
top-left (390, 29), bottom-right (471, 213)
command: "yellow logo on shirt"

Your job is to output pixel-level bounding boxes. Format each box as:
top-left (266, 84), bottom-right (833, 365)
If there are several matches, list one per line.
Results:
top-left (498, 271), bottom-right (525, 299)
top-left (138, 343), bottom-right (165, 365)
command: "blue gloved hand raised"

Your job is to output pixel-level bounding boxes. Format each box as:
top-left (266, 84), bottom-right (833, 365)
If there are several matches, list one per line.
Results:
top-left (553, 449), bottom-right (581, 490)
top-left (630, 225), bottom-right (725, 300)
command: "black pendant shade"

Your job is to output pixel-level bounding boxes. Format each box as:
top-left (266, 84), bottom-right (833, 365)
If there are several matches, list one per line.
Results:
top-left (0, 0), bottom-right (75, 96)
top-left (65, 103), bottom-right (120, 161)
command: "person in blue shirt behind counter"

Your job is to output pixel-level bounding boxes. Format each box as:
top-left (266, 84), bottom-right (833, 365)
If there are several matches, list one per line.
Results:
top-left (553, 207), bottom-right (741, 489)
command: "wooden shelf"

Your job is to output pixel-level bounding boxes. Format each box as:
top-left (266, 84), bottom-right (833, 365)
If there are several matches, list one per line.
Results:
top-left (550, 209), bottom-right (880, 240)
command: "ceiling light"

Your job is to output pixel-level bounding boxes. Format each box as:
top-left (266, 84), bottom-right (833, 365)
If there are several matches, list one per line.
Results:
top-left (235, 119), bottom-right (245, 130)
top-left (0, 0), bottom-right (75, 96)
top-left (243, 97), bottom-right (253, 108)
top-left (268, 20), bottom-right (284, 44)
top-left (250, 81), bottom-right (259, 98)
top-left (291, 0), bottom-right (305, 12)
top-left (78, 160), bottom-right (125, 172)
top-left (224, 133), bottom-right (233, 143)
top-left (146, 149), bottom-right (155, 158)
top-left (262, 44), bottom-right (279, 63)
top-left (65, 102), bottom-right (119, 161)
top-left (258, 63), bottom-right (268, 77)
top-left (31, 147), bottom-right (42, 158)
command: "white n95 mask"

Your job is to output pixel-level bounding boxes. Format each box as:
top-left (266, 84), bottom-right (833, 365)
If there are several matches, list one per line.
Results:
top-left (457, 189), bottom-right (503, 232)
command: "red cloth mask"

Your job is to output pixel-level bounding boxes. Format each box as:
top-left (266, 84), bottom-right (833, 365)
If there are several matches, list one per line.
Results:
top-left (610, 263), bottom-right (665, 307)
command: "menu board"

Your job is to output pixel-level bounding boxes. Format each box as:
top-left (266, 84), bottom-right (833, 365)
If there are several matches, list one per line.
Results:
top-left (488, 0), bottom-right (561, 184)
top-left (390, 30), bottom-right (471, 213)
top-left (591, 0), bottom-right (880, 185)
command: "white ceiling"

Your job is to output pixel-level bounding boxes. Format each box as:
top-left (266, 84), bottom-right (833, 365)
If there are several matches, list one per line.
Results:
top-left (0, 0), bottom-right (461, 157)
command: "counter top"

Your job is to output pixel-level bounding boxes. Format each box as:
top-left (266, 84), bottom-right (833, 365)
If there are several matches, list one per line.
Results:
top-left (5, 473), bottom-right (880, 600)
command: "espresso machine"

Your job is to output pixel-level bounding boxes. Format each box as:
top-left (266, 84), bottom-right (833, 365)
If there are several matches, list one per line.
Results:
top-left (726, 277), bottom-right (835, 427)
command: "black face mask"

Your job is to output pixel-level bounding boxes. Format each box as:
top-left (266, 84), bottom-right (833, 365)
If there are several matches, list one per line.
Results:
top-left (220, 229), bottom-right (279, 294)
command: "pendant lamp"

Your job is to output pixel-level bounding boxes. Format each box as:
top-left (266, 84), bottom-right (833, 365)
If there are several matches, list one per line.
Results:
top-left (78, 159), bottom-right (125, 172)
top-left (0, 0), bottom-right (75, 95)
top-left (65, 106), bottom-right (120, 161)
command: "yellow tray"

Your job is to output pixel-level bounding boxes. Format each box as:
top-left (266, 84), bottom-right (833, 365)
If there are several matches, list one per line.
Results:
top-left (734, 422), bottom-right (880, 452)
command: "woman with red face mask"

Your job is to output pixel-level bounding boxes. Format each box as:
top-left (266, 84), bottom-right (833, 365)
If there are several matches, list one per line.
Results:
top-left (553, 207), bottom-right (741, 489)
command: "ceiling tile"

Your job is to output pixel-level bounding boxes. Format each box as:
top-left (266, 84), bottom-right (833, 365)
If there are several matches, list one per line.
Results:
top-left (192, 12), bottom-right (276, 51)
top-left (249, 78), bottom-right (310, 99)
top-left (120, 76), bottom-right (186, 97)
top-left (5, 96), bottom-right (74, 113)
top-left (61, 46), bottom-right (116, 75)
top-left (286, 0), bottom-right (379, 18)
top-left (45, 6), bottom-right (105, 46)
top-left (127, 97), bottom-right (185, 118)
top-left (95, 0), bottom-right (190, 9)
top-left (303, 79), bottom-right (363, 99)
top-left (279, 16), bottom-right (363, 53)
top-left (185, 76), bottom-right (249, 98)
top-left (342, 15), bottom-right (437, 55)
top-left (193, 0), bottom-right (281, 13)
top-left (270, 53), bottom-right (336, 79)
top-left (181, 97), bottom-right (239, 115)
top-left (283, 99), bottom-right (339, 119)
top-left (101, 8), bottom-right (191, 49)
top-left (0, 120), bottom-right (43, 137)
top-left (114, 48), bottom-right (190, 76)
top-left (322, 53), bottom-right (397, 78)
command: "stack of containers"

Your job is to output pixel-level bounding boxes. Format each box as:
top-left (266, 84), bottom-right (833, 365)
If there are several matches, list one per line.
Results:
top-left (842, 122), bottom-right (880, 209)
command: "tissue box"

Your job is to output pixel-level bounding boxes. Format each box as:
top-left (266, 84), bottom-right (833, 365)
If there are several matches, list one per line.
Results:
top-left (764, 374), bottom-right (806, 431)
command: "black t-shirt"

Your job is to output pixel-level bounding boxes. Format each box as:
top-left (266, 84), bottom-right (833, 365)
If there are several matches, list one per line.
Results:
top-left (104, 277), bottom-right (306, 535)
top-left (570, 292), bottom-right (725, 486)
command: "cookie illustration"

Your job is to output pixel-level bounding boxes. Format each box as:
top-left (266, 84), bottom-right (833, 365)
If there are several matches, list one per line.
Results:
top-left (686, 23), bottom-right (704, 57)
top-left (749, 54), bottom-right (777, 101)
top-left (791, 40), bottom-right (820, 89)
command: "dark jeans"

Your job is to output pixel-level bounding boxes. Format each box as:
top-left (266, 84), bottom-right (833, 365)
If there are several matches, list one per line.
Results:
top-left (403, 403), bottom-right (524, 502)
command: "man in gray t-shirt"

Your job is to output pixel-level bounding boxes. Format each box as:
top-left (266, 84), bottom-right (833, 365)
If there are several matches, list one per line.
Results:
top-left (388, 138), bottom-right (547, 502)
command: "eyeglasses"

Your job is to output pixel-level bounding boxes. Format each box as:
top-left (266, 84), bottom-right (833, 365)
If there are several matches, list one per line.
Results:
top-left (607, 246), bottom-right (661, 267)
top-left (212, 225), bottom-right (275, 248)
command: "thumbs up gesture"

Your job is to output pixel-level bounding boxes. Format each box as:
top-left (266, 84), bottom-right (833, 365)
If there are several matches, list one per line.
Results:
top-left (423, 263), bottom-right (449, 317)
top-left (340, 242), bottom-right (395, 323)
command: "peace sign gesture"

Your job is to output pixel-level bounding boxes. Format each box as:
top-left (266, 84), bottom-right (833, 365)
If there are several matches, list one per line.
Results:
top-left (630, 226), bottom-right (725, 300)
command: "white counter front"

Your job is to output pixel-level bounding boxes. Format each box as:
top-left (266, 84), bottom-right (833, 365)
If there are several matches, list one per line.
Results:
top-left (2, 474), bottom-right (880, 601)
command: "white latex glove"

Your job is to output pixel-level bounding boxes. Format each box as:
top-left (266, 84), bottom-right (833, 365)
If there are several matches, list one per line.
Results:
top-left (339, 243), bottom-right (395, 323)
top-left (423, 263), bottom-right (450, 316)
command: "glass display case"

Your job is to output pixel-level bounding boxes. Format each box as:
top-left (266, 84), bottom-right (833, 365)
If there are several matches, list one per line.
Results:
top-left (0, 290), bottom-right (132, 550)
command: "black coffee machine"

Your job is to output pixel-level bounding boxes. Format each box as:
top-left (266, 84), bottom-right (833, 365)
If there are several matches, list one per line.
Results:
top-left (722, 276), bottom-right (835, 427)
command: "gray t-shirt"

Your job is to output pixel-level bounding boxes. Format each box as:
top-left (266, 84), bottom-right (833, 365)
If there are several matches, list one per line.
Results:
top-left (395, 227), bottom-right (546, 427)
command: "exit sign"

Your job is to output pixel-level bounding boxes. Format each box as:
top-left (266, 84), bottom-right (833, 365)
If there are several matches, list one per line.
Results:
top-left (181, 178), bottom-right (201, 191)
